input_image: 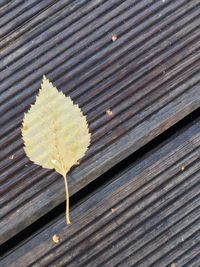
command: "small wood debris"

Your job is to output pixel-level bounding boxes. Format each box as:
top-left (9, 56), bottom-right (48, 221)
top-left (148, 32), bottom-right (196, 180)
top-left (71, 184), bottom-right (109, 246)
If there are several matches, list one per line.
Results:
top-left (106, 109), bottom-right (113, 116)
top-left (181, 166), bottom-right (185, 171)
top-left (52, 234), bottom-right (60, 244)
top-left (9, 155), bottom-right (15, 160)
top-left (111, 208), bottom-right (116, 213)
top-left (111, 34), bottom-right (117, 42)
top-left (75, 161), bottom-right (80, 166)
top-left (171, 263), bottom-right (176, 267)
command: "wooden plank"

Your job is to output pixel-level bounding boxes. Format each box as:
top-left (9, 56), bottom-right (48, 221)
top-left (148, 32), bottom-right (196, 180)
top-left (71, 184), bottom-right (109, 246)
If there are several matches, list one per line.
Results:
top-left (1, 118), bottom-right (200, 267)
top-left (1, 0), bottom-right (200, 244)
top-left (0, 0), bottom-right (58, 39)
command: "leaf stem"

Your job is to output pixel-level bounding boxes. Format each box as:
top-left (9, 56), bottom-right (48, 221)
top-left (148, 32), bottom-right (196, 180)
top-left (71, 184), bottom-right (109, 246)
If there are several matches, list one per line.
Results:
top-left (63, 173), bottom-right (71, 224)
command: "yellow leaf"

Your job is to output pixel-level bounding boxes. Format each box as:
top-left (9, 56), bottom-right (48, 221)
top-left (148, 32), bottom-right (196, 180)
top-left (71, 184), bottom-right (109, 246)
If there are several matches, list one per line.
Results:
top-left (22, 75), bottom-right (91, 224)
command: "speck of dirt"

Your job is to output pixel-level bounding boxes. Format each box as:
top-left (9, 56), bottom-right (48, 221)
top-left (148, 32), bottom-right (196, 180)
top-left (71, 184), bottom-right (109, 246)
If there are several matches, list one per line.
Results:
top-left (52, 234), bottom-right (60, 244)
top-left (9, 155), bottom-right (15, 160)
top-left (106, 109), bottom-right (113, 116)
top-left (111, 34), bottom-right (117, 42)
top-left (181, 166), bottom-right (185, 171)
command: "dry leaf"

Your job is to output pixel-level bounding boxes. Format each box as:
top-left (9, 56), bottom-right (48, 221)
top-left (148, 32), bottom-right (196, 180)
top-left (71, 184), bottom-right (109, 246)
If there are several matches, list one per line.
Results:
top-left (22, 75), bottom-right (91, 224)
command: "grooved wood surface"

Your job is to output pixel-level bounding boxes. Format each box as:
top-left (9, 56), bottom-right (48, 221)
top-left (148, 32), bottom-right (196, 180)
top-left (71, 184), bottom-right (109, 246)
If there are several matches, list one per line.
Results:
top-left (1, 0), bottom-right (200, 245)
top-left (1, 119), bottom-right (200, 267)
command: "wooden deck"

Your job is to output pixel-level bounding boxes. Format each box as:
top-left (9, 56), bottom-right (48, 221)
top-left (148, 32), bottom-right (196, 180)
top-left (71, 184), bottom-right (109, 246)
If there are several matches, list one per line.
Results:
top-left (2, 118), bottom-right (200, 266)
top-left (0, 0), bottom-right (200, 266)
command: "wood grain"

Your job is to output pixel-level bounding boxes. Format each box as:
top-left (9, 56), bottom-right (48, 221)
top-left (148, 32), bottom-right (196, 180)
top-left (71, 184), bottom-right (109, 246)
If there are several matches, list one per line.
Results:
top-left (1, 0), bottom-right (200, 244)
top-left (1, 118), bottom-right (200, 267)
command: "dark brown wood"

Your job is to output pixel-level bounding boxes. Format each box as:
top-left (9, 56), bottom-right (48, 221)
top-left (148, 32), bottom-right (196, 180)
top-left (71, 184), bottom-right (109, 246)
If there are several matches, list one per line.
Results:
top-left (1, 118), bottom-right (200, 267)
top-left (1, 0), bottom-right (200, 244)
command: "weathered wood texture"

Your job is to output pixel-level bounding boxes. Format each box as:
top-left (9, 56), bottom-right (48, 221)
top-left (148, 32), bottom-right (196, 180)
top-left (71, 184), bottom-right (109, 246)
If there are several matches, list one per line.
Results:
top-left (1, 119), bottom-right (200, 267)
top-left (1, 0), bottom-right (200, 244)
